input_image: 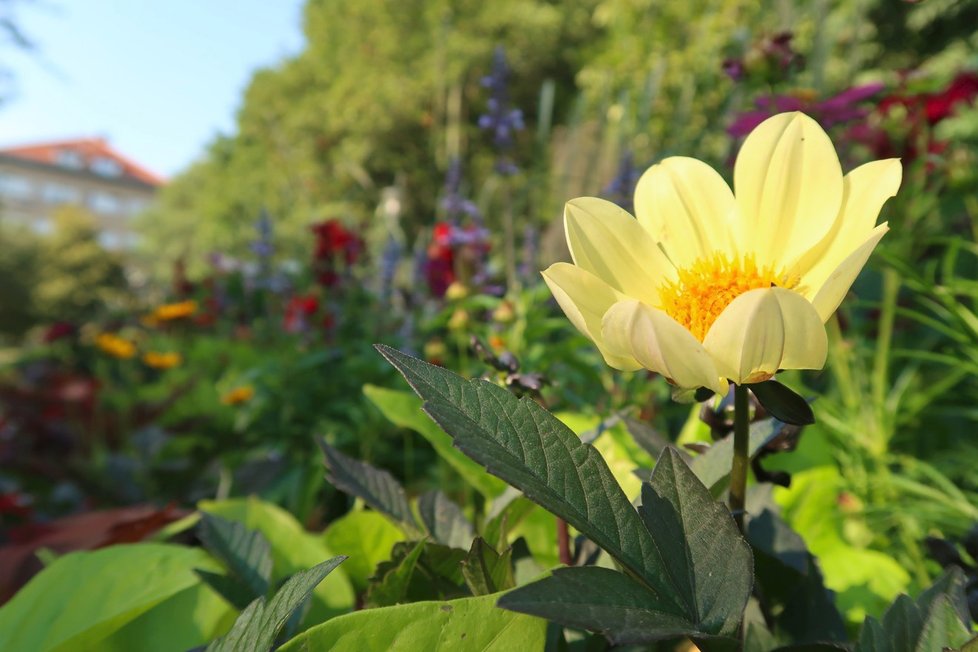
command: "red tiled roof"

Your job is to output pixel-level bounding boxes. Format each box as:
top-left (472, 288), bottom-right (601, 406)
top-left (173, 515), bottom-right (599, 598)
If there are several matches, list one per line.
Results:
top-left (0, 138), bottom-right (165, 186)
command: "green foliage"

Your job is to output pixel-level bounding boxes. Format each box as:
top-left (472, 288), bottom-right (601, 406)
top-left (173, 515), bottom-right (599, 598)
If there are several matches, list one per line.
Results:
top-left (856, 569), bottom-right (972, 652)
top-left (0, 208), bottom-right (126, 337)
top-left (418, 489), bottom-right (475, 549)
top-left (363, 384), bottom-right (507, 498)
top-left (319, 438), bottom-right (421, 533)
top-left (746, 507), bottom-right (848, 645)
top-left (207, 555), bottom-right (347, 652)
top-left (33, 206), bottom-right (128, 323)
top-left (199, 497), bottom-right (355, 622)
top-left (500, 448), bottom-right (753, 643)
top-left (0, 225), bottom-right (41, 338)
top-left (381, 345), bottom-right (753, 643)
top-left (277, 592), bottom-right (547, 652)
top-left (378, 344), bottom-right (673, 595)
top-left (751, 380), bottom-right (816, 426)
top-left (364, 539), bottom-right (468, 607)
top-left (195, 513), bottom-right (274, 608)
top-left (321, 509), bottom-right (404, 592)
top-left (138, 0), bottom-right (601, 277)
top-left (460, 537), bottom-right (515, 596)
top-left (0, 543), bottom-right (233, 652)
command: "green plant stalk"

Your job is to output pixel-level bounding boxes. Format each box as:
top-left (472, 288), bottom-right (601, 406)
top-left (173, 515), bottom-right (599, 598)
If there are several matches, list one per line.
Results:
top-left (872, 267), bottom-right (899, 438)
top-left (729, 383), bottom-right (750, 532)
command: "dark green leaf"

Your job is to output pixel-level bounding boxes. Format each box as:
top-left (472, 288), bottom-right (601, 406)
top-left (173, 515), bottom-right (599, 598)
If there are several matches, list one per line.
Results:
top-left (318, 438), bottom-right (419, 533)
top-left (365, 540), bottom-right (425, 608)
top-left (857, 571), bottom-right (972, 652)
top-left (638, 447), bottom-right (753, 637)
top-left (194, 569), bottom-right (256, 610)
top-left (461, 537), bottom-right (514, 596)
top-left (418, 490), bottom-right (475, 549)
top-left (367, 540), bottom-right (467, 606)
top-left (915, 567), bottom-right (969, 629)
top-left (500, 449), bottom-right (752, 643)
top-left (690, 418), bottom-right (787, 492)
top-left (750, 380), bottom-right (814, 426)
top-left (747, 509), bottom-right (847, 643)
top-left (197, 513), bottom-right (272, 599)
top-left (498, 566), bottom-right (698, 645)
top-left (207, 555), bottom-right (347, 652)
top-left (377, 345), bottom-right (671, 601)
top-left (916, 595), bottom-right (971, 652)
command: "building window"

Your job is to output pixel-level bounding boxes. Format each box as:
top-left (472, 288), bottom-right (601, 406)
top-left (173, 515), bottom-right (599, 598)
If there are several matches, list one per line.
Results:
top-left (89, 191), bottom-right (121, 214)
top-left (43, 182), bottom-right (82, 204)
top-left (56, 150), bottom-right (85, 169)
top-left (91, 157), bottom-right (122, 177)
top-left (0, 174), bottom-right (34, 199)
top-left (127, 198), bottom-right (149, 215)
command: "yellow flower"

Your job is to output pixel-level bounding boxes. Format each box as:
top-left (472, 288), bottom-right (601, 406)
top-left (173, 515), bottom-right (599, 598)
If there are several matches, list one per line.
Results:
top-left (492, 300), bottom-right (516, 324)
top-left (542, 112), bottom-right (900, 395)
top-left (142, 351), bottom-right (182, 369)
top-left (448, 308), bottom-right (469, 331)
top-left (95, 333), bottom-right (137, 359)
top-left (445, 282), bottom-right (470, 301)
top-left (152, 300), bottom-right (197, 322)
top-left (221, 385), bottom-right (255, 405)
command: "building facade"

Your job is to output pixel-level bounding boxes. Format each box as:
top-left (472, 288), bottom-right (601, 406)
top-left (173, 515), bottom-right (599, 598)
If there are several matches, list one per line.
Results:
top-left (0, 138), bottom-right (163, 249)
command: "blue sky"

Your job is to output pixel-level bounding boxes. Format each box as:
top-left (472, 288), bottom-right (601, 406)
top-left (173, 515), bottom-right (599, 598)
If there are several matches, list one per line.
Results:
top-left (0, 0), bottom-right (306, 178)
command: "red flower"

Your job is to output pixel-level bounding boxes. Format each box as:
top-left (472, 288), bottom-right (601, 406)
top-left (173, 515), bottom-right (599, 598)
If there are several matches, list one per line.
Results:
top-left (854, 72), bottom-right (978, 163)
top-left (310, 219), bottom-right (363, 288)
top-left (42, 322), bottom-right (76, 343)
top-left (311, 219), bottom-right (362, 265)
top-left (283, 294), bottom-right (321, 333)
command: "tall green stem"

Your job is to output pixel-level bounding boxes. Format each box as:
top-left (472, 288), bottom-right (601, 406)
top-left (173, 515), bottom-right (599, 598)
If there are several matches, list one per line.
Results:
top-left (729, 383), bottom-right (751, 532)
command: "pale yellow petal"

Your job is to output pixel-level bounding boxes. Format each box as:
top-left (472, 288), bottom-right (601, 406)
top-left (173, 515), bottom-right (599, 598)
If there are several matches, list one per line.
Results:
top-left (795, 159), bottom-right (901, 298)
top-left (602, 300), bottom-right (727, 394)
top-left (772, 290), bottom-right (828, 371)
top-left (563, 197), bottom-right (674, 305)
top-left (733, 112), bottom-right (844, 266)
top-left (542, 263), bottom-right (641, 371)
top-left (703, 288), bottom-right (826, 384)
top-left (811, 223), bottom-right (889, 322)
top-left (633, 156), bottom-right (739, 266)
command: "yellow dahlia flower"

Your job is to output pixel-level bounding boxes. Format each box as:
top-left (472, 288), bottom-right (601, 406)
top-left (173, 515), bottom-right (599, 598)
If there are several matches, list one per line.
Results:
top-left (542, 112), bottom-right (901, 395)
top-left (95, 333), bottom-right (137, 359)
top-left (221, 385), bottom-right (255, 406)
top-left (142, 351), bottom-right (183, 369)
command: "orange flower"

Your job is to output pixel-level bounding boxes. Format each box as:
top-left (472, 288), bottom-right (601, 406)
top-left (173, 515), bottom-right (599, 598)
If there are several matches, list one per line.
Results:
top-left (152, 300), bottom-right (197, 322)
top-left (142, 351), bottom-right (182, 369)
top-left (95, 333), bottom-right (136, 359)
top-left (221, 385), bottom-right (255, 405)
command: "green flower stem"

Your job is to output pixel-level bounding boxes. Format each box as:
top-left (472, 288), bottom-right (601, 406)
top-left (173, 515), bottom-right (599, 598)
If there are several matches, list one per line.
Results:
top-left (729, 383), bottom-right (750, 532)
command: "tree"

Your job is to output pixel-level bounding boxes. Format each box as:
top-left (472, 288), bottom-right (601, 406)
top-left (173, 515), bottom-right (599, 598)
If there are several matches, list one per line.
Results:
top-left (33, 206), bottom-right (128, 324)
top-left (138, 0), bottom-right (601, 279)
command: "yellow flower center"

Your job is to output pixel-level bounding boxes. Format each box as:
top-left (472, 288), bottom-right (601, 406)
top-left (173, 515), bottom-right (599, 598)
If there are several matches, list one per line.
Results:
top-left (658, 254), bottom-right (798, 342)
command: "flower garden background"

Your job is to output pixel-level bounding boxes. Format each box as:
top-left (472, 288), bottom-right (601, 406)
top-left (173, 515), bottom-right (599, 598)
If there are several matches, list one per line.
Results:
top-left (3, 1), bottom-right (978, 650)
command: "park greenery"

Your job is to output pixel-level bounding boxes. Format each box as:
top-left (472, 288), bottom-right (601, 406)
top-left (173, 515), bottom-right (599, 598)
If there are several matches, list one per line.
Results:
top-left (3, 0), bottom-right (978, 649)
